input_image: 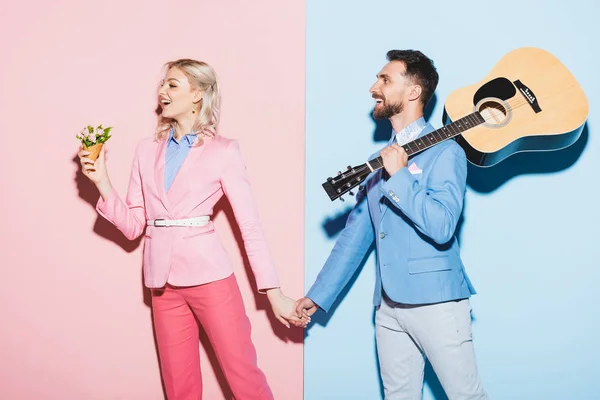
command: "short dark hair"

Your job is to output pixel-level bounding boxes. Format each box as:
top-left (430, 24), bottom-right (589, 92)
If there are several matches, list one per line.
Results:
top-left (386, 50), bottom-right (438, 107)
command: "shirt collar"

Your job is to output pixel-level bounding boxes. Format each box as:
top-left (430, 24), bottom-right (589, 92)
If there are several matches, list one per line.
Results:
top-left (392, 117), bottom-right (427, 145)
top-left (168, 128), bottom-right (197, 146)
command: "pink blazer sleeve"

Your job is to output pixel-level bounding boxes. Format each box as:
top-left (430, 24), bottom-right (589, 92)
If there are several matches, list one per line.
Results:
top-left (220, 140), bottom-right (280, 292)
top-left (96, 145), bottom-right (146, 240)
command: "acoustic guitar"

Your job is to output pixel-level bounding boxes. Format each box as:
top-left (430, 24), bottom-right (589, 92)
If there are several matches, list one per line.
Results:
top-left (322, 47), bottom-right (588, 201)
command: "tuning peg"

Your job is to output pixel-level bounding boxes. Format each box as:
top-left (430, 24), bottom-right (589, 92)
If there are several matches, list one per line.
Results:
top-left (349, 191), bottom-right (354, 196)
top-left (347, 165), bottom-right (352, 170)
top-left (338, 171), bottom-right (342, 176)
top-left (327, 177), bottom-right (332, 181)
top-left (339, 197), bottom-right (345, 202)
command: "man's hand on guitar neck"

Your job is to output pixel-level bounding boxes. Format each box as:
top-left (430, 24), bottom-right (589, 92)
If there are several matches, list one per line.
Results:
top-left (380, 144), bottom-right (408, 177)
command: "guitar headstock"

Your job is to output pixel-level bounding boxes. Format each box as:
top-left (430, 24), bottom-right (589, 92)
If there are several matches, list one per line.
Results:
top-left (322, 163), bottom-right (371, 201)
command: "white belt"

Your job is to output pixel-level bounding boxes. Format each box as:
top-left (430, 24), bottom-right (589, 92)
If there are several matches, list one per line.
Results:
top-left (147, 216), bottom-right (210, 227)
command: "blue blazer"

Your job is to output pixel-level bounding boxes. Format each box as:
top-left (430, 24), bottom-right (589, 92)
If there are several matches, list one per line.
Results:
top-left (307, 123), bottom-right (476, 312)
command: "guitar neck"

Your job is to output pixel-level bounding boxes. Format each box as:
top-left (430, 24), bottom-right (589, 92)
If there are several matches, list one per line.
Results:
top-left (366, 112), bottom-right (486, 170)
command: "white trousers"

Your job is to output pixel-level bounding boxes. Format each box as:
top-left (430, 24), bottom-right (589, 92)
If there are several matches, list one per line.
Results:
top-left (375, 295), bottom-right (488, 400)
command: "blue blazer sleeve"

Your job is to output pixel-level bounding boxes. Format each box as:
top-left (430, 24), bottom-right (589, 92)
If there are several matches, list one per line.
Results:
top-left (306, 188), bottom-right (375, 312)
top-left (381, 144), bottom-right (467, 245)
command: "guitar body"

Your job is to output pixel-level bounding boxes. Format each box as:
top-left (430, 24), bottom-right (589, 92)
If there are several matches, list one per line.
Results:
top-left (443, 47), bottom-right (588, 167)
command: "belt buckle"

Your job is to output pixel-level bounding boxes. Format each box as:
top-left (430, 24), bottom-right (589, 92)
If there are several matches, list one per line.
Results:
top-left (154, 219), bottom-right (167, 227)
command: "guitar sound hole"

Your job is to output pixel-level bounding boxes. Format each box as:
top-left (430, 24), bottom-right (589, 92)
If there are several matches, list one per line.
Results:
top-left (475, 97), bottom-right (512, 128)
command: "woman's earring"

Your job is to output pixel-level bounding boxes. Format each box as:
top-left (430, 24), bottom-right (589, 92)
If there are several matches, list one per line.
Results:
top-left (192, 106), bottom-right (195, 114)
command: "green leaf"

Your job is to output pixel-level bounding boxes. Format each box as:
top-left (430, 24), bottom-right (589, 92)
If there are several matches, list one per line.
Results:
top-left (100, 134), bottom-right (112, 144)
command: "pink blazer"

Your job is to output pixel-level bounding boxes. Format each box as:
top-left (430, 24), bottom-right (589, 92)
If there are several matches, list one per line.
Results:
top-left (96, 135), bottom-right (280, 290)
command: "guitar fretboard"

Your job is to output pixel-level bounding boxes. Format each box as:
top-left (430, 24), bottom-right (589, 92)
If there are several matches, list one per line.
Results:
top-left (368, 112), bottom-right (486, 170)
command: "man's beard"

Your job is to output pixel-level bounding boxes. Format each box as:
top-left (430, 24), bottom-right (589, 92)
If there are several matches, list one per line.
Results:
top-left (373, 100), bottom-right (404, 119)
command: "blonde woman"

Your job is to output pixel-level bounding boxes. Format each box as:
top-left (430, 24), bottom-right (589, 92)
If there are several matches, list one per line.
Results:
top-left (78, 59), bottom-right (306, 399)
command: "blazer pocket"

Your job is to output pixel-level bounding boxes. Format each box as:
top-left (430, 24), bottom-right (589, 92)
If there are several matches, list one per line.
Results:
top-left (408, 256), bottom-right (451, 274)
top-left (183, 226), bottom-right (215, 239)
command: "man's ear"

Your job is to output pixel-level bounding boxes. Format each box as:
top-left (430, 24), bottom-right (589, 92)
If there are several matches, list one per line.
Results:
top-left (408, 85), bottom-right (422, 102)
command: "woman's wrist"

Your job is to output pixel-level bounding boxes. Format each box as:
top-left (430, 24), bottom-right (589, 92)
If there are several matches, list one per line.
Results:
top-left (265, 287), bottom-right (283, 301)
top-left (96, 178), bottom-right (113, 201)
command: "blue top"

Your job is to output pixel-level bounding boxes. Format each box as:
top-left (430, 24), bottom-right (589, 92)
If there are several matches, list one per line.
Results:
top-left (164, 129), bottom-right (197, 192)
top-left (391, 116), bottom-right (427, 145)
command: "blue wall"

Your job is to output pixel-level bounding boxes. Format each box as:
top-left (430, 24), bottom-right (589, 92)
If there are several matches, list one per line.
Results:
top-left (305, 1), bottom-right (599, 398)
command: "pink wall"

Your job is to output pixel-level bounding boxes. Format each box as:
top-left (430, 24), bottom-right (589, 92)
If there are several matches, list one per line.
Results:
top-left (0, 1), bottom-right (305, 398)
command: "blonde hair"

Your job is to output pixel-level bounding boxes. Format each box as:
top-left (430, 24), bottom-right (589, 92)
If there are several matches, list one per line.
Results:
top-left (155, 59), bottom-right (221, 142)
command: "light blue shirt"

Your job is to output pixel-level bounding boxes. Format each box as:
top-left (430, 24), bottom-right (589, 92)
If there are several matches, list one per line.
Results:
top-left (391, 116), bottom-right (427, 145)
top-left (164, 129), bottom-right (197, 192)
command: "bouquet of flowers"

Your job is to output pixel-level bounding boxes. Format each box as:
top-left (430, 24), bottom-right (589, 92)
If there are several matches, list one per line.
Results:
top-left (77, 124), bottom-right (112, 161)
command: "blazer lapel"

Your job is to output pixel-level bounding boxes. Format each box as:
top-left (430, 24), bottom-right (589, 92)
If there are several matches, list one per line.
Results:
top-left (166, 138), bottom-right (209, 209)
top-left (367, 169), bottom-right (383, 223)
top-left (378, 135), bottom-right (396, 220)
top-left (154, 138), bottom-right (174, 217)
top-left (379, 170), bottom-right (391, 220)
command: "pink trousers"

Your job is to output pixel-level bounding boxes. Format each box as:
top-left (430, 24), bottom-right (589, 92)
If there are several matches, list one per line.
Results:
top-left (151, 274), bottom-right (274, 400)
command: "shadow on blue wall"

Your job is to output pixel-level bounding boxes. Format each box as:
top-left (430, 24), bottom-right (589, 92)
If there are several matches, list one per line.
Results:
top-left (466, 123), bottom-right (589, 193)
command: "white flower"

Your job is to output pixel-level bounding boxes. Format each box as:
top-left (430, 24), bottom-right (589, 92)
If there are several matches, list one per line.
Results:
top-left (78, 124), bottom-right (112, 144)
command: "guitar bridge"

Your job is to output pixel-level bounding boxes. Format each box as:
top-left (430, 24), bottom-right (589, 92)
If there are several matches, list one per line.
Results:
top-left (514, 79), bottom-right (542, 113)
